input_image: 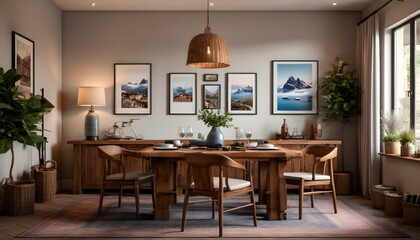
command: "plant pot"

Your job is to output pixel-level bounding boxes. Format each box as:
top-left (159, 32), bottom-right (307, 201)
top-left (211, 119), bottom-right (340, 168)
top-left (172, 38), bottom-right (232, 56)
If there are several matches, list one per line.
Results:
top-left (206, 126), bottom-right (224, 148)
top-left (384, 141), bottom-right (400, 154)
top-left (3, 180), bottom-right (35, 216)
top-left (400, 144), bottom-right (414, 157)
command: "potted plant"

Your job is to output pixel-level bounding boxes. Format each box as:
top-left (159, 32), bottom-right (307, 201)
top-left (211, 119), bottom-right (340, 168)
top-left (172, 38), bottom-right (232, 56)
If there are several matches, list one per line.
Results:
top-left (380, 111), bottom-right (402, 154)
top-left (197, 109), bottom-right (233, 147)
top-left (399, 129), bottom-right (415, 157)
top-left (320, 57), bottom-right (361, 195)
top-left (0, 68), bottom-right (52, 215)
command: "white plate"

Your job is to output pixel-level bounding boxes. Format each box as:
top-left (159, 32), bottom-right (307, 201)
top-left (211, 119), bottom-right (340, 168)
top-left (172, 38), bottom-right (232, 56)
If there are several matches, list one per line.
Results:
top-left (249, 147), bottom-right (279, 150)
top-left (153, 147), bottom-right (178, 150)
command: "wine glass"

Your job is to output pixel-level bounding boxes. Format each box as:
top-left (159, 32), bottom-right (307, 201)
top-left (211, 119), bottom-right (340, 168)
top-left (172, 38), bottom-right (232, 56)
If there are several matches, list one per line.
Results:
top-left (185, 126), bottom-right (194, 138)
top-left (178, 127), bottom-right (185, 138)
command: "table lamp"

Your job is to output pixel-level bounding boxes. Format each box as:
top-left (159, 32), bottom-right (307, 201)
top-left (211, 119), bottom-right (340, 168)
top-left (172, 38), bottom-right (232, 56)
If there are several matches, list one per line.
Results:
top-left (77, 87), bottom-right (106, 140)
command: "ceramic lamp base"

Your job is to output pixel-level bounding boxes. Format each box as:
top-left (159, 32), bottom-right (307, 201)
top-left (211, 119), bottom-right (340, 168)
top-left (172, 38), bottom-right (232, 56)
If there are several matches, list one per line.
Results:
top-left (84, 109), bottom-right (100, 140)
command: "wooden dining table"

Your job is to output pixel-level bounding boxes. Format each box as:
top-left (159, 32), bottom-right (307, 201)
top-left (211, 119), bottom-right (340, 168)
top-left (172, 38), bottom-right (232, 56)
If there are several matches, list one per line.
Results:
top-left (140, 146), bottom-right (302, 221)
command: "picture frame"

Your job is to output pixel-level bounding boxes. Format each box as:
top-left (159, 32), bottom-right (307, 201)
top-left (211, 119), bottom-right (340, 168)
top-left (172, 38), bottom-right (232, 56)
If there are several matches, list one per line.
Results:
top-left (169, 73), bottom-right (197, 115)
top-left (202, 84), bottom-right (221, 109)
top-left (12, 31), bottom-right (34, 99)
top-left (203, 74), bottom-right (218, 81)
top-left (226, 73), bottom-right (257, 115)
top-left (272, 60), bottom-right (318, 115)
top-left (114, 63), bottom-right (152, 115)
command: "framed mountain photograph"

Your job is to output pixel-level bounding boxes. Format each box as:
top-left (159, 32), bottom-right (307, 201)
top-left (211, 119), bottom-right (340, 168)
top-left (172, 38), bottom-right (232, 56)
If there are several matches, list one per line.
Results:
top-left (169, 73), bottom-right (197, 115)
top-left (114, 63), bottom-right (152, 115)
top-left (226, 73), bottom-right (257, 115)
top-left (272, 60), bottom-right (318, 115)
top-left (202, 84), bottom-right (221, 109)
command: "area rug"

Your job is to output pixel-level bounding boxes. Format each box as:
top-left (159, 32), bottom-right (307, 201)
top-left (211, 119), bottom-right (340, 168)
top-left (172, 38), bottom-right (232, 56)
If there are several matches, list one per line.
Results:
top-left (18, 194), bottom-right (409, 238)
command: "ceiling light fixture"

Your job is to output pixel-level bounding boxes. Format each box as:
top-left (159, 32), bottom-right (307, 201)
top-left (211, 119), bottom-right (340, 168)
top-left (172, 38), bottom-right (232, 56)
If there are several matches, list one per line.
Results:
top-left (186, 0), bottom-right (230, 69)
top-left (90, 3), bottom-right (96, 7)
top-left (332, 2), bottom-right (337, 6)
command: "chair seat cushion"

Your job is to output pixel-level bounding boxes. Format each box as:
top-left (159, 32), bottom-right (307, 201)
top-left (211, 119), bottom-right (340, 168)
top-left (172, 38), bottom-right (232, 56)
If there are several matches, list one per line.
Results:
top-left (191, 177), bottom-right (251, 191)
top-left (284, 172), bottom-right (331, 181)
top-left (106, 172), bottom-right (154, 181)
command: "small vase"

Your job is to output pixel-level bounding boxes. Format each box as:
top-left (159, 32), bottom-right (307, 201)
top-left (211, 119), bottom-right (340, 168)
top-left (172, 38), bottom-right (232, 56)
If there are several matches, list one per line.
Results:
top-left (206, 126), bottom-right (224, 148)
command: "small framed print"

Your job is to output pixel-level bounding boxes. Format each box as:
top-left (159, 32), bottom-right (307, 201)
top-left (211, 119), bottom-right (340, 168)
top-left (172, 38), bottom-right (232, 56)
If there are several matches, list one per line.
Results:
top-left (272, 60), bottom-right (318, 115)
top-left (226, 73), bottom-right (257, 115)
top-left (169, 73), bottom-right (197, 115)
top-left (203, 74), bottom-right (218, 81)
top-left (12, 31), bottom-right (34, 99)
top-left (114, 63), bottom-right (152, 115)
top-left (203, 84), bottom-right (221, 109)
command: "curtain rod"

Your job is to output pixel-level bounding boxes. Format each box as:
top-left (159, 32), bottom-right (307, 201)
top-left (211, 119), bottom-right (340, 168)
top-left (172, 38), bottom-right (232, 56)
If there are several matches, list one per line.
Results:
top-left (357, 0), bottom-right (393, 26)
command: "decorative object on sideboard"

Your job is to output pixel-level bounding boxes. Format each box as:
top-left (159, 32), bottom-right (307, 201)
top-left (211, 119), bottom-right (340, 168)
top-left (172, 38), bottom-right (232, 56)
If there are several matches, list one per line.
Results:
top-left (197, 108), bottom-right (233, 147)
top-left (186, 0), bottom-right (229, 69)
top-left (281, 119), bottom-right (288, 139)
top-left (77, 86), bottom-right (106, 140)
top-left (311, 119), bottom-right (322, 140)
top-left (0, 68), bottom-right (52, 215)
top-left (399, 129), bottom-right (415, 157)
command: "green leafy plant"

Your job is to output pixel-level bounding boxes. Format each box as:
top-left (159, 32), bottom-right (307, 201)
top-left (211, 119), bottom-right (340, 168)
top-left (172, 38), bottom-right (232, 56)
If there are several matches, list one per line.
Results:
top-left (320, 57), bottom-right (361, 124)
top-left (383, 134), bottom-right (400, 142)
top-left (381, 111), bottom-right (403, 142)
top-left (399, 129), bottom-right (415, 146)
top-left (0, 68), bottom-right (52, 183)
top-left (320, 58), bottom-right (361, 172)
top-left (197, 109), bottom-right (233, 128)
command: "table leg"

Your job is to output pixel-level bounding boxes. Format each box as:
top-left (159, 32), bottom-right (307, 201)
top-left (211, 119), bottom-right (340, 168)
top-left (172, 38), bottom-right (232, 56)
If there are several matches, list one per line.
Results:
top-left (265, 158), bottom-right (287, 220)
top-left (151, 158), bottom-right (175, 220)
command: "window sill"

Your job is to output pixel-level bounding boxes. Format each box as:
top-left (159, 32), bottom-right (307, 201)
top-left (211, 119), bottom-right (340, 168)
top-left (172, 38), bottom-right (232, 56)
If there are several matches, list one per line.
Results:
top-left (379, 153), bottom-right (420, 163)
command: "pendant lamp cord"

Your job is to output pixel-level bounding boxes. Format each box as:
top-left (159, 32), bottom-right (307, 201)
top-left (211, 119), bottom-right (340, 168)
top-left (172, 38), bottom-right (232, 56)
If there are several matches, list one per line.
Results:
top-left (206, 0), bottom-right (210, 28)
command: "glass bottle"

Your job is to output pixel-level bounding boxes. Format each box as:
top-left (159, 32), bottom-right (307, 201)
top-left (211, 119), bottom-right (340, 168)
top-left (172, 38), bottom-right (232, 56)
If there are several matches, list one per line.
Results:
top-left (281, 119), bottom-right (288, 139)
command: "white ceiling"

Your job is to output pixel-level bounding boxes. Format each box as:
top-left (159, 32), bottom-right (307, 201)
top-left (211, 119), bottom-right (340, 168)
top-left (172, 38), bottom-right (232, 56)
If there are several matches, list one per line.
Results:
top-left (51, 0), bottom-right (377, 11)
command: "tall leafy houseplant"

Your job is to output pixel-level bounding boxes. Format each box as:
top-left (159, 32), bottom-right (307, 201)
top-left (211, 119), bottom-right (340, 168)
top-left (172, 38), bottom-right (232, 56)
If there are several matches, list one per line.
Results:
top-left (0, 68), bottom-right (52, 184)
top-left (197, 109), bottom-right (233, 147)
top-left (320, 58), bottom-right (361, 173)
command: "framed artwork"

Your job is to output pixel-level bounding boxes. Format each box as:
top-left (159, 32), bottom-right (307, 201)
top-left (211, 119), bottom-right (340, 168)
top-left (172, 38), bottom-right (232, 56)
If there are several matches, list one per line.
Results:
top-left (203, 74), bottom-right (218, 81)
top-left (12, 31), bottom-right (34, 99)
top-left (169, 73), bottom-right (197, 115)
top-left (226, 73), bottom-right (257, 115)
top-left (114, 63), bottom-right (152, 115)
top-left (272, 60), bottom-right (318, 115)
top-left (203, 84), bottom-right (221, 109)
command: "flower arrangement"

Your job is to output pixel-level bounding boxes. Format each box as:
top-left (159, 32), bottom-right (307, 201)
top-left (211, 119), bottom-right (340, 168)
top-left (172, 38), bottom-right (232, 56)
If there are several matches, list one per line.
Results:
top-left (197, 109), bottom-right (233, 128)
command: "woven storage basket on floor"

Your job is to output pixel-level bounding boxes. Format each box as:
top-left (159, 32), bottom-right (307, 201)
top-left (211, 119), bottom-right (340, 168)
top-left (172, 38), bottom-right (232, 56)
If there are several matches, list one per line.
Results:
top-left (402, 202), bottom-right (420, 226)
top-left (31, 160), bottom-right (57, 203)
top-left (3, 180), bottom-right (35, 216)
top-left (372, 185), bottom-right (396, 209)
top-left (384, 191), bottom-right (403, 217)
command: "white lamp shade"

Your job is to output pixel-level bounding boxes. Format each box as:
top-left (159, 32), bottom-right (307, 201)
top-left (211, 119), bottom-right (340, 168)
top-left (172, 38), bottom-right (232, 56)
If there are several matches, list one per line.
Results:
top-left (77, 87), bottom-right (106, 106)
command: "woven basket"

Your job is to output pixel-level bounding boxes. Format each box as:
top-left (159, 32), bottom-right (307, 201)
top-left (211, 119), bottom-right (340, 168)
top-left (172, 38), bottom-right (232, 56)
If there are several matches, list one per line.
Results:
top-left (3, 180), bottom-right (35, 216)
top-left (402, 202), bottom-right (420, 226)
top-left (384, 191), bottom-right (403, 217)
top-left (31, 160), bottom-right (57, 203)
top-left (372, 185), bottom-right (396, 210)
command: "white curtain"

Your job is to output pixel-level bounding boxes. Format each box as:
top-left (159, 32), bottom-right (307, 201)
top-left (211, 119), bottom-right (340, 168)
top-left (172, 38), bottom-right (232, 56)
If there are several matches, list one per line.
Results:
top-left (357, 15), bottom-right (380, 197)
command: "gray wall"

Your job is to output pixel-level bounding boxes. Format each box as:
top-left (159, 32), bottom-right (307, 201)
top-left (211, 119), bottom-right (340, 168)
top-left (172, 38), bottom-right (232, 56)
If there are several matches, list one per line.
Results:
top-left (0, 0), bottom-right (62, 207)
top-left (62, 11), bottom-right (361, 190)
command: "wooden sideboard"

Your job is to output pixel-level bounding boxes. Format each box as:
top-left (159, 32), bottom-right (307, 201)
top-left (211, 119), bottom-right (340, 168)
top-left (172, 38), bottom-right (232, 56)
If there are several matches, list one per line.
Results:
top-left (67, 139), bottom-right (341, 194)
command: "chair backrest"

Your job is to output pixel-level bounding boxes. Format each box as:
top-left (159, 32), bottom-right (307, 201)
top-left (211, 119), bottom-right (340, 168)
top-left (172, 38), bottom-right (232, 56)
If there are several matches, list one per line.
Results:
top-left (97, 145), bottom-right (139, 179)
top-left (184, 153), bottom-right (246, 192)
top-left (300, 145), bottom-right (338, 178)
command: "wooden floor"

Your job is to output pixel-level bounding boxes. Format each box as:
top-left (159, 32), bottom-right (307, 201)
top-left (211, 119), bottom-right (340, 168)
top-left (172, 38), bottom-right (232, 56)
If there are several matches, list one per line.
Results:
top-left (0, 192), bottom-right (419, 240)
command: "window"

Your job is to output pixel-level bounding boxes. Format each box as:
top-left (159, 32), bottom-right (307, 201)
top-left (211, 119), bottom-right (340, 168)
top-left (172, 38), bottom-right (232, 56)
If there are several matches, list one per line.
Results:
top-left (392, 15), bottom-right (420, 148)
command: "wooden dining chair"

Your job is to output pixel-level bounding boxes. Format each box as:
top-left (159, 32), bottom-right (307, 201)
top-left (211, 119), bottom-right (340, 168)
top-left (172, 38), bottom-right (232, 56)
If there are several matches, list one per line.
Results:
top-left (181, 153), bottom-right (257, 237)
top-left (284, 145), bottom-right (338, 220)
top-left (97, 145), bottom-right (156, 219)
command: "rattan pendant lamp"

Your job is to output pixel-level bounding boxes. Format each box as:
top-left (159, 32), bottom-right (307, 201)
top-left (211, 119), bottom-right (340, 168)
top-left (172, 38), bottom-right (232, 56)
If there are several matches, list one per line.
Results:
top-left (186, 0), bottom-right (230, 69)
